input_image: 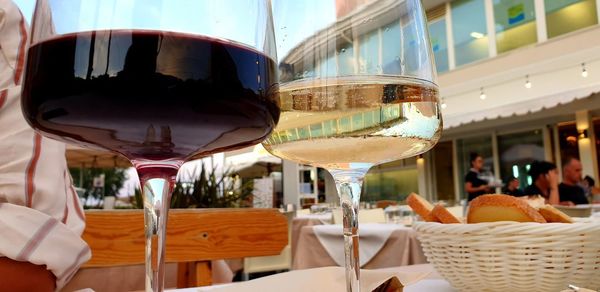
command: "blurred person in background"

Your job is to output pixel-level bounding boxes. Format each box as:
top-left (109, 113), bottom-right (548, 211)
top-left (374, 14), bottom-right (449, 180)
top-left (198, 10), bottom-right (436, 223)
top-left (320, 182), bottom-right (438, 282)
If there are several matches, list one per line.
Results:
top-left (502, 176), bottom-right (524, 197)
top-left (559, 157), bottom-right (588, 205)
top-left (464, 152), bottom-right (491, 202)
top-left (582, 175), bottom-right (600, 203)
top-left (523, 161), bottom-right (559, 205)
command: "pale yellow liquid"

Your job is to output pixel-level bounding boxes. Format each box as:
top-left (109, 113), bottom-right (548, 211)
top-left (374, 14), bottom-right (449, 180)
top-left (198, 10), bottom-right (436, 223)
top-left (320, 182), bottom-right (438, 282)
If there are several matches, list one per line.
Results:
top-left (263, 76), bottom-right (442, 170)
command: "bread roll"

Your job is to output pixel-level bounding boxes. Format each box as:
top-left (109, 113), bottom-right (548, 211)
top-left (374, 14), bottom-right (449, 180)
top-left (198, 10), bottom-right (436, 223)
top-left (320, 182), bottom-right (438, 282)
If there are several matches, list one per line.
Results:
top-left (431, 204), bottom-right (461, 224)
top-left (467, 194), bottom-right (546, 223)
top-left (407, 193), bottom-right (438, 222)
top-left (538, 204), bottom-right (573, 223)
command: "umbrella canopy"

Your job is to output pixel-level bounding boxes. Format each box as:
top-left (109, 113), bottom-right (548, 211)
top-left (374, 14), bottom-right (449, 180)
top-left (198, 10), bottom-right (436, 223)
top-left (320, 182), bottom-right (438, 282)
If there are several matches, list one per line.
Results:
top-left (66, 145), bottom-right (131, 168)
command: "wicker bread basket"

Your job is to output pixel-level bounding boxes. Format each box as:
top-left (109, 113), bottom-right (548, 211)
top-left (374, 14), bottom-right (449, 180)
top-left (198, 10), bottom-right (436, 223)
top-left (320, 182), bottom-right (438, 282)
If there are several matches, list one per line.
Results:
top-left (413, 220), bottom-right (600, 292)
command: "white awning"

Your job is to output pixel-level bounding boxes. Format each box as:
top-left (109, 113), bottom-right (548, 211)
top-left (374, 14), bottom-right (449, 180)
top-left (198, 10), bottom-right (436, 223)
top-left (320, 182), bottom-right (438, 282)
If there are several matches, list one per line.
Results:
top-left (439, 25), bottom-right (600, 129)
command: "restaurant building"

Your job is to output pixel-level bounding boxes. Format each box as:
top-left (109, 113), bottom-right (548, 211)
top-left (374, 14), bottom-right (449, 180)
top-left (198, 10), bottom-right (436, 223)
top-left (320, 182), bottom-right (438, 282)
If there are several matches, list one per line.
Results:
top-left (226, 0), bottom-right (600, 207)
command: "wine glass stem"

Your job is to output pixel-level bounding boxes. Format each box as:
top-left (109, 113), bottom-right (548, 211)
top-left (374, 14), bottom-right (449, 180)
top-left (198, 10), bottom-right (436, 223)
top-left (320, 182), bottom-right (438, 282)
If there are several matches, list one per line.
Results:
top-left (139, 173), bottom-right (175, 292)
top-left (330, 169), bottom-right (368, 292)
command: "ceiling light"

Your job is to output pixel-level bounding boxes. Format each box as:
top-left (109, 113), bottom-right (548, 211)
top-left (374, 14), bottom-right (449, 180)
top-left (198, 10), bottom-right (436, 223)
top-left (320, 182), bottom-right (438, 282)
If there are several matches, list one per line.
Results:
top-left (470, 32), bottom-right (484, 39)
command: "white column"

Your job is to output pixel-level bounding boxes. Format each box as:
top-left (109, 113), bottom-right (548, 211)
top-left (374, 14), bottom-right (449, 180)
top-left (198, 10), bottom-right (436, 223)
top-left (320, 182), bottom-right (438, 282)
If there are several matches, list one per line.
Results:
top-left (542, 126), bottom-right (553, 161)
top-left (576, 110), bottom-right (599, 179)
top-left (597, 0), bottom-right (600, 26)
top-left (534, 0), bottom-right (548, 42)
top-left (552, 125), bottom-right (563, 181)
top-left (282, 160), bottom-right (300, 206)
top-left (445, 1), bottom-right (456, 70)
top-left (323, 170), bottom-right (337, 204)
top-left (452, 139), bottom-right (461, 202)
top-left (491, 132), bottom-right (501, 193)
top-left (417, 155), bottom-right (428, 200)
top-left (484, 0), bottom-right (497, 58)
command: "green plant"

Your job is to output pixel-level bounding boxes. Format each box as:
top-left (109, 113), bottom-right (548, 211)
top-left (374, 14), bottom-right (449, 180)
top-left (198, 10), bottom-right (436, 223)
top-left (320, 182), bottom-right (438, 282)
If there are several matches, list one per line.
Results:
top-left (129, 164), bottom-right (254, 209)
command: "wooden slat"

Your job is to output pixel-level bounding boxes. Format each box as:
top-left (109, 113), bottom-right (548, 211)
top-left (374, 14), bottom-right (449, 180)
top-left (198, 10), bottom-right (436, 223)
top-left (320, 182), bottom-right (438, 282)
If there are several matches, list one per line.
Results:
top-left (426, 4), bottom-right (446, 21)
top-left (82, 209), bottom-right (288, 267)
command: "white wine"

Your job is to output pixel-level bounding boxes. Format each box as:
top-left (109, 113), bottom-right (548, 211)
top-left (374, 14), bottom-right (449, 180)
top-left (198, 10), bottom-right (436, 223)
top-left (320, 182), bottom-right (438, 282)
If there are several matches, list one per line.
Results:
top-left (263, 76), bottom-right (442, 169)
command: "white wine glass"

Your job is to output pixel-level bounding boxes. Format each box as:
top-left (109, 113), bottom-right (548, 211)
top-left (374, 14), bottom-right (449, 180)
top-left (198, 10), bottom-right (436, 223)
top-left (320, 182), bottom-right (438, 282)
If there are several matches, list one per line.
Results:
top-left (22, 1), bottom-right (278, 291)
top-left (263, 0), bottom-right (441, 291)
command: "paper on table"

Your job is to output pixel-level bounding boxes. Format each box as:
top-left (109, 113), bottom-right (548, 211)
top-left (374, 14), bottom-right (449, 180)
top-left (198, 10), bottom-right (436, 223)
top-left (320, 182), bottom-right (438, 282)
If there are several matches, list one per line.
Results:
top-left (182, 266), bottom-right (430, 292)
top-left (313, 223), bottom-right (403, 267)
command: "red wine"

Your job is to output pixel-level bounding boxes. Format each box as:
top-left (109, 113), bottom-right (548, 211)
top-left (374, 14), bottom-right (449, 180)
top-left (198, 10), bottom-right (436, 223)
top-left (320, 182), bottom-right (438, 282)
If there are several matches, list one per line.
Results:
top-left (22, 30), bottom-right (280, 163)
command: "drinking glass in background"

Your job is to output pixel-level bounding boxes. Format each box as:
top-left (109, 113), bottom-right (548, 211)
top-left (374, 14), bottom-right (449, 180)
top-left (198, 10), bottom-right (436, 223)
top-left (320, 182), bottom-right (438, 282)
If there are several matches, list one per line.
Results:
top-left (22, 1), bottom-right (279, 291)
top-left (263, 0), bottom-right (441, 291)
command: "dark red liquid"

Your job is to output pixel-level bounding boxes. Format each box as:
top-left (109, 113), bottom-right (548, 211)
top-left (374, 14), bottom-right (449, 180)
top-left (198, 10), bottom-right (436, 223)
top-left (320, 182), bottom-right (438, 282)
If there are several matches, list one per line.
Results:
top-left (22, 30), bottom-right (279, 163)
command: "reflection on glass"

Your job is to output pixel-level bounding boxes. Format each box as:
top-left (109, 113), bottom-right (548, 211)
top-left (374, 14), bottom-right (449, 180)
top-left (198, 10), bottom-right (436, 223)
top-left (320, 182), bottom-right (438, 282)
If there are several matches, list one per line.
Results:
top-left (498, 130), bottom-right (544, 189)
top-left (494, 0), bottom-right (537, 54)
top-left (452, 0), bottom-right (489, 66)
top-left (428, 18), bottom-right (449, 73)
top-left (363, 160), bottom-right (418, 202)
top-left (382, 21), bottom-right (402, 74)
top-left (545, 0), bottom-right (598, 38)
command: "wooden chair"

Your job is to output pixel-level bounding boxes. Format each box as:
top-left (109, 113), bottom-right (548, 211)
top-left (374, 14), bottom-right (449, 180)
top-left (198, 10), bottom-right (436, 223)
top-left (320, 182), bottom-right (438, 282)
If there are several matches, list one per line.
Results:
top-left (375, 200), bottom-right (398, 209)
top-left (80, 208), bottom-right (288, 288)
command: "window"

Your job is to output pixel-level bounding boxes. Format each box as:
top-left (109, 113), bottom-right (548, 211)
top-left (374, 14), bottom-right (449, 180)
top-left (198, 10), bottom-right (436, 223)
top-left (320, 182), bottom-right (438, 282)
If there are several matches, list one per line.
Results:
top-left (494, 0), bottom-right (537, 54)
top-left (456, 135), bottom-right (493, 200)
top-left (337, 41), bottom-right (355, 76)
top-left (498, 129), bottom-right (545, 190)
top-left (433, 141), bottom-right (456, 203)
top-left (451, 0), bottom-right (489, 66)
top-left (363, 158), bottom-right (418, 202)
top-left (428, 18), bottom-right (449, 73)
top-left (359, 29), bottom-right (380, 74)
top-left (545, 0), bottom-right (598, 38)
top-left (382, 21), bottom-right (402, 74)
top-left (557, 123), bottom-right (580, 162)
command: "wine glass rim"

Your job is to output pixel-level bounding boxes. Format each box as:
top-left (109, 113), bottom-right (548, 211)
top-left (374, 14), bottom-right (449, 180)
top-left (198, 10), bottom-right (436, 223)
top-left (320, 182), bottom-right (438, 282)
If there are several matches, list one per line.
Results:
top-left (279, 75), bottom-right (438, 89)
top-left (30, 28), bottom-right (271, 57)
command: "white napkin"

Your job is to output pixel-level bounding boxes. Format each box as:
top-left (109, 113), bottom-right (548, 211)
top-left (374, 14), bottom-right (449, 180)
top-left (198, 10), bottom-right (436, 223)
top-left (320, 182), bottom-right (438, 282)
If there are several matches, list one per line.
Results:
top-left (179, 266), bottom-right (430, 292)
top-left (313, 223), bottom-right (404, 267)
top-left (297, 212), bottom-right (334, 224)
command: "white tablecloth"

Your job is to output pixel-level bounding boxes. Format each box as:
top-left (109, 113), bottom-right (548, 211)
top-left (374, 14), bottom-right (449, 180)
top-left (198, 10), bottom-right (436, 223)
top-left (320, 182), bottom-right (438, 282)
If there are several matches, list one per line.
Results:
top-left (171, 264), bottom-right (455, 292)
top-left (313, 223), bottom-right (401, 267)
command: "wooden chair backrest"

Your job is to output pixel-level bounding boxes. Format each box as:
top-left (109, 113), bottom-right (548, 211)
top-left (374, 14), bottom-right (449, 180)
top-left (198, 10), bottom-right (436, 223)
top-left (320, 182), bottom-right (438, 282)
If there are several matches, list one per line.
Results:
top-left (82, 208), bottom-right (288, 287)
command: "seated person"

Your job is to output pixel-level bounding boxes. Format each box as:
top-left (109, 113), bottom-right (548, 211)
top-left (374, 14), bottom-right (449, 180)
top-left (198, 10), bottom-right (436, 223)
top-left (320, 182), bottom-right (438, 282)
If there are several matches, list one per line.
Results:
top-left (0, 1), bottom-right (90, 291)
top-left (523, 161), bottom-right (559, 205)
top-left (582, 175), bottom-right (600, 203)
top-left (502, 176), bottom-right (524, 197)
top-left (558, 158), bottom-right (588, 205)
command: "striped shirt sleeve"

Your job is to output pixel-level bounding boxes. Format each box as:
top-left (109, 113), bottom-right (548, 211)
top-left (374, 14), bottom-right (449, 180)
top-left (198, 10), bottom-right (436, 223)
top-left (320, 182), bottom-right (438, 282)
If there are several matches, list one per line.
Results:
top-left (0, 0), bottom-right (91, 289)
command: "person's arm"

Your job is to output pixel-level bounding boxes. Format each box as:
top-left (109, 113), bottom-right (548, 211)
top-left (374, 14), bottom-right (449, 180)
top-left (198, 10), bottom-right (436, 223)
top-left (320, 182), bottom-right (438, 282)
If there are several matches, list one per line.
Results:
top-left (465, 182), bottom-right (488, 193)
top-left (546, 171), bottom-right (559, 205)
top-left (0, 257), bottom-right (55, 292)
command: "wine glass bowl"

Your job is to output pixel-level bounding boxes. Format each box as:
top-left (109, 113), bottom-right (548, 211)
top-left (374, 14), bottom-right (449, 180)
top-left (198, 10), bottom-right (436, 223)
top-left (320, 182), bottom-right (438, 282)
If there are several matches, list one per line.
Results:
top-left (22, 1), bottom-right (278, 291)
top-left (264, 0), bottom-right (440, 291)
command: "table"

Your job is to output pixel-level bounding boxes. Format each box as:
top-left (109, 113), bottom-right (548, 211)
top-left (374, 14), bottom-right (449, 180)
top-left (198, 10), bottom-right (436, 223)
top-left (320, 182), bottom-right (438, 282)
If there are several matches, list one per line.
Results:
top-left (293, 224), bottom-right (427, 270)
top-left (173, 264), bottom-right (455, 292)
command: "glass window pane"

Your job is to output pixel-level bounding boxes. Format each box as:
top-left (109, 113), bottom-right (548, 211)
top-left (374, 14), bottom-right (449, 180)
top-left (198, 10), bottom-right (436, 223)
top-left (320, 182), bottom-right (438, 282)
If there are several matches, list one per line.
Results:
top-left (451, 0), bottom-right (489, 66)
top-left (382, 21), bottom-right (402, 74)
top-left (545, 0), bottom-right (598, 38)
top-left (363, 167), bottom-right (418, 202)
top-left (310, 123), bottom-right (323, 138)
top-left (498, 129), bottom-right (544, 190)
top-left (456, 135), bottom-right (493, 200)
top-left (428, 18), bottom-right (449, 73)
top-left (494, 0), bottom-right (537, 54)
top-left (359, 30), bottom-right (380, 74)
top-left (338, 42), bottom-right (355, 76)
